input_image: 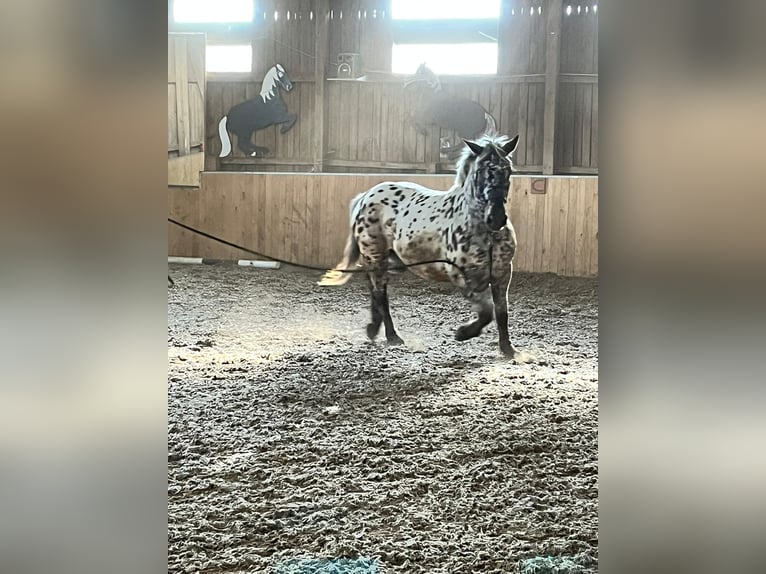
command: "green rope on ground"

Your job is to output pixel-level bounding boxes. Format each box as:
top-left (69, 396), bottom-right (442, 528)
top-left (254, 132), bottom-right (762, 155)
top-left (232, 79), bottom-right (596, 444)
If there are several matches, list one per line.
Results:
top-left (519, 555), bottom-right (588, 574)
top-left (274, 557), bottom-right (379, 574)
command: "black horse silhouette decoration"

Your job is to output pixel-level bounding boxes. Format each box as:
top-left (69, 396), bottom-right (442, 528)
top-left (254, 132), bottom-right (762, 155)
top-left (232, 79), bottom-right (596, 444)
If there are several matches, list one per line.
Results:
top-left (218, 64), bottom-right (297, 158)
top-left (405, 63), bottom-right (497, 158)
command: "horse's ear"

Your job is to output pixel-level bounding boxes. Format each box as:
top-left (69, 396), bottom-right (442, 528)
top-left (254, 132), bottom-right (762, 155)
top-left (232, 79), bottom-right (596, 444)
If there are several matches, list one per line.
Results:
top-left (501, 135), bottom-right (520, 156)
top-left (464, 140), bottom-right (484, 155)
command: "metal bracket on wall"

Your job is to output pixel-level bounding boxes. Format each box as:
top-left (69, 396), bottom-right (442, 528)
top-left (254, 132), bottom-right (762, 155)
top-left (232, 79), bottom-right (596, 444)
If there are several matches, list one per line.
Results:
top-left (531, 178), bottom-right (547, 194)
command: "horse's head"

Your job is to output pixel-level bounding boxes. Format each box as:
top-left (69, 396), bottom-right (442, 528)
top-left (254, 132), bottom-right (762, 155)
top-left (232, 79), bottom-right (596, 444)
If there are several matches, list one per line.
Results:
top-left (462, 135), bottom-right (520, 232)
top-left (273, 64), bottom-right (293, 92)
top-left (404, 63), bottom-right (441, 91)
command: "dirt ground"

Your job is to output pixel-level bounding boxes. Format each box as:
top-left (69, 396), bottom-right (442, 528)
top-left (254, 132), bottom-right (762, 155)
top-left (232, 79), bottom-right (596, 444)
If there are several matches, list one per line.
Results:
top-left (168, 263), bottom-right (598, 574)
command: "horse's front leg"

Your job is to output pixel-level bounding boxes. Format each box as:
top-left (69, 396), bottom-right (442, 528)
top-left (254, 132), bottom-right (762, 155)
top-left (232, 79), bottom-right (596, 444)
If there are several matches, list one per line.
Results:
top-left (491, 268), bottom-right (519, 358)
top-left (455, 287), bottom-right (494, 341)
top-left (279, 113), bottom-right (297, 134)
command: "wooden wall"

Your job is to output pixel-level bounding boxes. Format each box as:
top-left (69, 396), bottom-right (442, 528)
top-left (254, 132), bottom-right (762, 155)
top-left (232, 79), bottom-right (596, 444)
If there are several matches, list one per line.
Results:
top-left (168, 173), bottom-right (598, 276)
top-left (195, 0), bottom-right (598, 175)
top-left (509, 176), bottom-right (598, 276)
top-left (168, 34), bottom-right (205, 156)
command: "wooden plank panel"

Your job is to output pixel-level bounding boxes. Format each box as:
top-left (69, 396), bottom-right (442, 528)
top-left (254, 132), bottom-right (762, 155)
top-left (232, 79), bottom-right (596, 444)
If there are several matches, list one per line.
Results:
top-left (348, 84), bottom-right (360, 160)
top-left (357, 84), bottom-right (374, 160)
top-left (521, 180), bottom-right (535, 273)
top-left (572, 177), bottom-right (587, 276)
top-left (524, 81), bottom-right (536, 162)
top-left (488, 83), bottom-right (502, 133)
top-left (573, 84), bottom-right (583, 167)
top-left (589, 181), bottom-right (599, 275)
top-left (168, 84), bottom-right (178, 151)
top-left (317, 175), bottom-right (332, 266)
top-left (168, 152), bottom-right (203, 186)
top-left (542, 180), bottom-right (558, 274)
top-left (233, 174), bottom-right (249, 258)
top-left (563, 178), bottom-right (578, 276)
top-left (169, 174), bottom-right (597, 275)
top-left (167, 36), bottom-right (176, 82)
top-left (372, 85), bottom-right (383, 161)
top-left (260, 174), bottom-right (274, 260)
top-left (379, 89), bottom-right (390, 162)
top-left (533, 179), bottom-right (548, 274)
top-left (314, 0), bottom-right (330, 170)
top-left (307, 176), bottom-right (321, 264)
top-left (522, 179), bottom-right (538, 272)
top-left (283, 174), bottom-right (300, 263)
top-left (581, 85), bottom-right (593, 168)
top-left (536, 184), bottom-right (559, 272)
top-left (517, 82), bottom-right (529, 166)
top-left (197, 174), bottom-right (215, 259)
top-left (559, 83), bottom-right (576, 168)
top-left (278, 174), bottom-right (292, 262)
top-left (337, 85), bottom-right (350, 160)
top-left (498, 82), bottom-right (510, 137)
top-left (508, 179), bottom-right (529, 272)
top-left (533, 82), bottom-right (545, 166)
top-left (390, 86), bottom-right (405, 162)
top-left (253, 173), bottom-right (266, 254)
top-left (580, 177), bottom-right (595, 277)
top-left (297, 83), bottom-right (309, 160)
top-left (188, 82), bottom-right (204, 147)
top-left (590, 85), bottom-right (598, 170)
top-left (555, 178), bottom-right (572, 274)
top-left (173, 38), bottom-right (190, 156)
top-left (541, 0), bottom-right (562, 173)
top-left (402, 88), bottom-right (418, 163)
top-left (296, 173), bottom-right (311, 264)
top-left (325, 83), bottom-right (339, 158)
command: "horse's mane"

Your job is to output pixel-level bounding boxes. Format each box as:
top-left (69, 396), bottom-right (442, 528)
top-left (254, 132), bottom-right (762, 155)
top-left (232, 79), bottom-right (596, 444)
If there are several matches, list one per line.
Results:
top-left (454, 134), bottom-right (514, 187)
top-left (260, 66), bottom-right (281, 101)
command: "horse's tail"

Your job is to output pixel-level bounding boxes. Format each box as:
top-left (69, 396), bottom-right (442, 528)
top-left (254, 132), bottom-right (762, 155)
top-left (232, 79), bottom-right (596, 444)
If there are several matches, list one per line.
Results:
top-left (483, 112), bottom-right (498, 136)
top-left (317, 193), bottom-right (365, 286)
top-left (218, 116), bottom-right (232, 158)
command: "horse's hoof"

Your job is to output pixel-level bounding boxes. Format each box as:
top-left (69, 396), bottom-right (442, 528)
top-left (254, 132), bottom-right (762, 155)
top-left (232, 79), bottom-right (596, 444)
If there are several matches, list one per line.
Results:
top-left (366, 323), bottom-right (381, 340)
top-left (501, 347), bottom-right (517, 359)
top-left (500, 344), bottom-right (524, 360)
top-left (455, 325), bottom-right (479, 341)
top-left (386, 335), bottom-right (405, 346)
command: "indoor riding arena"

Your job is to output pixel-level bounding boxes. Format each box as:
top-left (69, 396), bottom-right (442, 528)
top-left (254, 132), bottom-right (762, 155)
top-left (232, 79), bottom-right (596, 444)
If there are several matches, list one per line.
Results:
top-left (168, 2), bottom-right (598, 573)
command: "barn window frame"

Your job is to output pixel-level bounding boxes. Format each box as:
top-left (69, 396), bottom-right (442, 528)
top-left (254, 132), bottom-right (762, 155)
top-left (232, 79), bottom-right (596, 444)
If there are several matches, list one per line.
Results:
top-left (169, 0), bottom-right (255, 75)
top-left (389, 0), bottom-right (500, 76)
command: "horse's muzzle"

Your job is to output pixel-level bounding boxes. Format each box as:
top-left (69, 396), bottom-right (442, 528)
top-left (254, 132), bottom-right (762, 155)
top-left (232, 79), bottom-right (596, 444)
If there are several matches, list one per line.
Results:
top-left (485, 202), bottom-right (508, 232)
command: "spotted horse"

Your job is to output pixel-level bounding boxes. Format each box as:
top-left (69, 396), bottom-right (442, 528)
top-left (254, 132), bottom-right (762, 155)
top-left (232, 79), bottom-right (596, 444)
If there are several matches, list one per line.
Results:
top-left (319, 134), bottom-right (522, 358)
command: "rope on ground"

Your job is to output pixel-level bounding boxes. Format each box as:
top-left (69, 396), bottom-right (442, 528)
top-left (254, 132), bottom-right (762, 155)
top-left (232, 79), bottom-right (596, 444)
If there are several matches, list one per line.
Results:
top-left (167, 217), bottom-right (468, 278)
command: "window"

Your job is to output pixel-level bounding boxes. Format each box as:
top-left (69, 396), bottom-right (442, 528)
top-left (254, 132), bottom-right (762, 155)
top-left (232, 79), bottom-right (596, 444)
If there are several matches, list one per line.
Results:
top-left (392, 0), bottom-right (500, 20)
top-left (173, 0), bottom-right (254, 24)
top-left (171, 1), bottom-right (255, 73)
top-left (391, 0), bottom-right (500, 75)
top-left (206, 44), bottom-right (253, 73)
top-left (392, 44), bottom-right (497, 75)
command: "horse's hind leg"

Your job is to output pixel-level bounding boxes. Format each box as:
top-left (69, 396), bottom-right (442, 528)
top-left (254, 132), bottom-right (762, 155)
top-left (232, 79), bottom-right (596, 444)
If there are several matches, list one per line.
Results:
top-left (368, 269), bottom-right (404, 346)
top-left (366, 274), bottom-right (383, 340)
top-left (233, 128), bottom-right (257, 156)
top-left (491, 271), bottom-right (519, 358)
top-left (455, 288), bottom-right (494, 341)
